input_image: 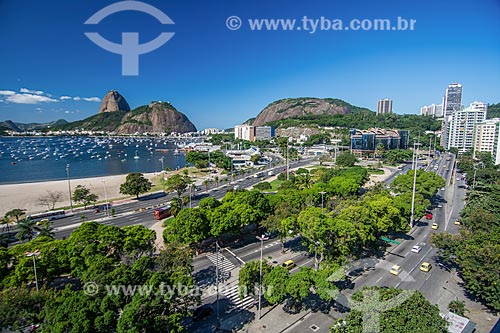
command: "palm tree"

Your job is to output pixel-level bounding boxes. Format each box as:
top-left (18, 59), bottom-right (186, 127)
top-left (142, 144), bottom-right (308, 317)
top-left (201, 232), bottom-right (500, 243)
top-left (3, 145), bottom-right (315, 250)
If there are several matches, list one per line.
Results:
top-left (203, 179), bottom-right (209, 191)
top-left (1, 216), bottom-right (12, 232)
top-left (181, 194), bottom-right (190, 207)
top-left (170, 197), bottom-right (183, 217)
top-left (35, 221), bottom-right (55, 239)
top-left (214, 176), bottom-right (219, 186)
top-left (5, 208), bottom-right (26, 223)
top-left (16, 218), bottom-right (36, 242)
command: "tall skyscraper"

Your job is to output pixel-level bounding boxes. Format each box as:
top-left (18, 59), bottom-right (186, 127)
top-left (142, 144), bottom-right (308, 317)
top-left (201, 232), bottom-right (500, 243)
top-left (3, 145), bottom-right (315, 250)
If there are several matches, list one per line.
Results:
top-left (443, 83), bottom-right (463, 117)
top-left (377, 99), bottom-right (393, 115)
top-left (441, 83), bottom-right (463, 147)
top-left (446, 101), bottom-right (487, 153)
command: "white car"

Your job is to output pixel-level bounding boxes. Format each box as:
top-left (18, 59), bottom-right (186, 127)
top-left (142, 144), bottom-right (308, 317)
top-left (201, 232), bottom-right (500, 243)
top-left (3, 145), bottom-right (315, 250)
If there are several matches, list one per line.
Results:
top-left (440, 188), bottom-right (445, 191)
top-left (437, 204), bottom-right (443, 208)
top-left (411, 245), bottom-right (422, 254)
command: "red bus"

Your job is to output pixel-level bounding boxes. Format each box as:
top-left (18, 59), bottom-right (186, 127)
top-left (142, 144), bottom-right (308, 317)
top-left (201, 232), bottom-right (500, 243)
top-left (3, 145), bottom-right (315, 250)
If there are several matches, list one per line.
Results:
top-left (154, 205), bottom-right (171, 220)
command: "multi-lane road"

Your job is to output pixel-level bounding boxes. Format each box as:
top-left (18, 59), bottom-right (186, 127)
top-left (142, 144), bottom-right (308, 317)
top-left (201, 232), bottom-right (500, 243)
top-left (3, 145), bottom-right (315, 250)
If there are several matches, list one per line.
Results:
top-left (286, 152), bottom-right (465, 333)
top-left (2, 158), bottom-right (314, 242)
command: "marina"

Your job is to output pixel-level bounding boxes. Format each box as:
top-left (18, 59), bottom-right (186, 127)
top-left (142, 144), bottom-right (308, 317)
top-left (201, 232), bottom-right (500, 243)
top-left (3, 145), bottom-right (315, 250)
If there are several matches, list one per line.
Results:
top-left (0, 136), bottom-right (192, 184)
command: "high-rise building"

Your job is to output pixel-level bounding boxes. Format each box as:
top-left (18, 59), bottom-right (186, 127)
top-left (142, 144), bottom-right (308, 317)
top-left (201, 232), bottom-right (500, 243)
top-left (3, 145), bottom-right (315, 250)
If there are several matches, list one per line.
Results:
top-left (441, 83), bottom-right (463, 148)
top-left (420, 103), bottom-right (444, 117)
top-left (474, 118), bottom-right (500, 163)
top-left (443, 83), bottom-right (463, 117)
top-left (446, 101), bottom-right (487, 153)
top-left (377, 99), bottom-right (393, 115)
top-left (234, 125), bottom-right (274, 142)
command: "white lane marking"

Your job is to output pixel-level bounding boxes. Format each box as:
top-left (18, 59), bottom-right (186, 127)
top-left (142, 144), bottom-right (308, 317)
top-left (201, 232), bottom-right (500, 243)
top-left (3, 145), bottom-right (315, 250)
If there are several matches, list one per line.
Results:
top-left (395, 247), bottom-right (433, 288)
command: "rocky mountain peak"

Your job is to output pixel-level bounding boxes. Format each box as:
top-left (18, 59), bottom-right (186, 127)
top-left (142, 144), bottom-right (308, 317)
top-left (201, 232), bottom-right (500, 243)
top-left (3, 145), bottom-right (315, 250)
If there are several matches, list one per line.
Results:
top-left (98, 90), bottom-right (131, 113)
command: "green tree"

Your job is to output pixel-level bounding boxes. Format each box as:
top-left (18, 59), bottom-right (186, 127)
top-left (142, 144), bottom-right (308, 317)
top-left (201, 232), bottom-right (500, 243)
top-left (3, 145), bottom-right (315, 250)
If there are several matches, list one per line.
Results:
top-left (164, 208), bottom-right (210, 246)
top-left (262, 266), bottom-right (289, 305)
top-left (330, 287), bottom-right (448, 333)
top-left (448, 300), bottom-right (468, 317)
top-left (238, 260), bottom-right (272, 298)
top-left (72, 185), bottom-right (99, 209)
top-left (336, 151), bottom-right (357, 167)
top-left (0, 287), bottom-right (54, 330)
top-left (119, 173), bottom-right (152, 199)
top-left (169, 197), bottom-right (183, 217)
top-left (35, 220), bottom-right (55, 239)
top-left (16, 218), bottom-right (36, 242)
top-left (254, 182), bottom-right (272, 191)
top-left (5, 208), bottom-right (26, 223)
top-left (165, 174), bottom-right (191, 198)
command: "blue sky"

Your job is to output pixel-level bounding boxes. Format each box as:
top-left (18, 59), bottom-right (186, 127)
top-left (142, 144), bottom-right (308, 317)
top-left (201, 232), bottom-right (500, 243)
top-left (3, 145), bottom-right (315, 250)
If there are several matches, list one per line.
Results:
top-left (1, 0), bottom-right (500, 129)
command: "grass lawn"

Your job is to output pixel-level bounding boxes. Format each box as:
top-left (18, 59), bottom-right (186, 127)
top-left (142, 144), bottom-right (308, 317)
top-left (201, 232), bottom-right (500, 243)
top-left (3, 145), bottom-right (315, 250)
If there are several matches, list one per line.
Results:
top-left (270, 179), bottom-right (283, 191)
top-left (368, 168), bottom-right (385, 175)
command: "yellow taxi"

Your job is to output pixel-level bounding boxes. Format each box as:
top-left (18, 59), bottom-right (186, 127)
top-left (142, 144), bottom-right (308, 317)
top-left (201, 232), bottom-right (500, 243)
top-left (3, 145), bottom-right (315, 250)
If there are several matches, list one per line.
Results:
top-left (282, 260), bottom-right (295, 270)
top-left (431, 223), bottom-right (439, 230)
top-left (420, 262), bottom-right (432, 272)
top-left (389, 265), bottom-right (402, 276)
top-left (36, 218), bottom-right (49, 226)
top-left (454, 220), bottom-right (461, 225)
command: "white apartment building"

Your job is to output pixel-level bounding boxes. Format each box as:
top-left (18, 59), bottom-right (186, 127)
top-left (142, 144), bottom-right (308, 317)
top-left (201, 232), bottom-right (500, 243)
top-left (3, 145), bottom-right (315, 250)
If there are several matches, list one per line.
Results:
top-left (441, 83), bottom-right (463, 148)
top-left (446, 101), bottom-right (487, 153)
top-left (234, 125), bottom-right (255, 141)
top-left (420, 103), bottom-right (443, 117)
top-left (377, 99), bottom-right (393, 115)
top-left (474, 118), bottom-right (500, 165)
top-left (234, 125), bottom-right (274, 142)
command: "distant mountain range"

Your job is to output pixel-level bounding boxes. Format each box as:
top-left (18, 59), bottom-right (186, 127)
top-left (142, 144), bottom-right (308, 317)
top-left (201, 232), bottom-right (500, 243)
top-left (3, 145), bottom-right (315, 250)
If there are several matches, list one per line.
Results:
top-left (0, 119), bottom-right (68, 132)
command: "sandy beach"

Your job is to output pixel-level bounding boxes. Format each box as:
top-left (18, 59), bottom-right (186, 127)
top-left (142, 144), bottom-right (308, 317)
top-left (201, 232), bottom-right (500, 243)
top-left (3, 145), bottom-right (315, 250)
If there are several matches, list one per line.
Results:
top-left (0, 172), bottom-right (162, 216)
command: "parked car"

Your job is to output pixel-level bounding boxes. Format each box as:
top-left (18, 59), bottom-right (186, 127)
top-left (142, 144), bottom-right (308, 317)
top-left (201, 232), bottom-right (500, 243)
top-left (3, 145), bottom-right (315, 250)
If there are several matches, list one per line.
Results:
top-left (432, 223), bottom-right (439, 230)
top-left (425, 213), bottom-right (433, 220)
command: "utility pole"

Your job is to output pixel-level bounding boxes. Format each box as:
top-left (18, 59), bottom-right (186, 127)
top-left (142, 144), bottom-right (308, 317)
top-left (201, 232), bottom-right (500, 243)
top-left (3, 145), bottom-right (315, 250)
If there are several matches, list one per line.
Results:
top-left (286, 143), bottom-right (289, 181)
top-left (215, 241), bottom-right (220, 330)
top-left (102, 180), bottom-right (109, 217)
top-left (319, 191), bottom-right (326, 210)
top-left (66, 164), bottom-right (73, 211)
top-left (410, 138), bottom-right (419, 228)
top-left (428, 136), bottom-right (432, 163)
top-left (256, 235), bottom-right (269, 320)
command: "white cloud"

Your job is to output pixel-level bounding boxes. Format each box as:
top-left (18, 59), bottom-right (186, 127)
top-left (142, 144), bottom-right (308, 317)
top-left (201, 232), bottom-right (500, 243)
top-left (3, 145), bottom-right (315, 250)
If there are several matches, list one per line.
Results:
top-left (0, 90), bottom-right (16, 96)
top-left (20, 88), bottom-right (44, 95)
top-left (82, 97), bottom-right (101, 102)
top-left (73, 96), bottom-right (81, 101)
top-left (60, 96), bottom-right (72, 100)
top-left (6, 93), bottom-right (58, 104)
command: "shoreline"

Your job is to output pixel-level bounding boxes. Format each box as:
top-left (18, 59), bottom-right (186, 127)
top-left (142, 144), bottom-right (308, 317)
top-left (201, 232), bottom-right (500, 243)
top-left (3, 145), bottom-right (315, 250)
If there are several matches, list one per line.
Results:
top-left (0, 171), bottom-right (163, 216)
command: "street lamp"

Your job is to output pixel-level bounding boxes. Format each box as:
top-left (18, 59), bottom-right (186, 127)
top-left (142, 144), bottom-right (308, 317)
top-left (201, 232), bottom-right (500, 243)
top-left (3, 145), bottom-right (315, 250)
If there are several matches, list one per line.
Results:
top-left (319, 191), bottom-right (326, 210)
top-left (66, 164), bottom-right (73, 211)
top-left (215, 241), bottom-right (221, 330)
top-left (409, 138), bottom-right (420, 228)
top-left (256, 234), bottom-right (269, 320)
top-left (26, 250), bottom-right (40, 291)
top-left (102, 180), bottom-right (109, 217)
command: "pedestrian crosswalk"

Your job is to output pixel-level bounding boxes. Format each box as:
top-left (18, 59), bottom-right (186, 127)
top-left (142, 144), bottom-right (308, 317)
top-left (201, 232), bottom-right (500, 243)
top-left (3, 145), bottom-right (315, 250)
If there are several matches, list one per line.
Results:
top-left (206, 252), bottom-right (235, 272)
top-left (221, 285), bottom-right (255, 311)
